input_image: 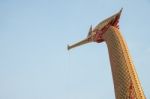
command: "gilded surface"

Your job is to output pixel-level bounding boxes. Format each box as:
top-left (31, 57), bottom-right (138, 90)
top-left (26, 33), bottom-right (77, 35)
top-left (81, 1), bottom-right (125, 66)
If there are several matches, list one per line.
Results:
top-left (103, 26), bottom-right (145, 99)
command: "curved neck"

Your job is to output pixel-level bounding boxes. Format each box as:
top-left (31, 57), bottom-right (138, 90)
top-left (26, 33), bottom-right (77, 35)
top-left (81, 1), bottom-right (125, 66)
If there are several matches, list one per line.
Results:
top-left (102, 26), bottom-right (145, 99)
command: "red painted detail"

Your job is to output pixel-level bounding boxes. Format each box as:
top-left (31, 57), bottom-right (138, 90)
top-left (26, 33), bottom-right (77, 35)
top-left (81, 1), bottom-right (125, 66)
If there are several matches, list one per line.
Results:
top-left (93, 15), bottom-right (120, 43)
top-left (93, 21), bottom-right (112, 43)
top-left (129, 82), bottom-right (134, 99)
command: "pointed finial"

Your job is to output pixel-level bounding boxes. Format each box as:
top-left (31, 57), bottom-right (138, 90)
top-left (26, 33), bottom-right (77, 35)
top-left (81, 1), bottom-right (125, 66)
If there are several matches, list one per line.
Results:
top-left (119, 8), bottom-right (123, 14)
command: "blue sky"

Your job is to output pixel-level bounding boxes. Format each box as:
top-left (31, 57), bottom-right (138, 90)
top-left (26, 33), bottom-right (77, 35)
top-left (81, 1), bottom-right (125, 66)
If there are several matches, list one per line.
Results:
top-left (0, 0), bottom-right (150, 99)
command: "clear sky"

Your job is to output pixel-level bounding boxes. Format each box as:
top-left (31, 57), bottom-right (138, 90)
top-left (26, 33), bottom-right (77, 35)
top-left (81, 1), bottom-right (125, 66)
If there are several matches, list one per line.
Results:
top-left (0, 0), bottom-right (150, 99)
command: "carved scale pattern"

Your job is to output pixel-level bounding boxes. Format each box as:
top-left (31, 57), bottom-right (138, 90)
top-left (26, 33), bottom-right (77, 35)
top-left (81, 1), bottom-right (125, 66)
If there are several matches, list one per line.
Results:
top-left (102, 26), bottom-right (146, 99)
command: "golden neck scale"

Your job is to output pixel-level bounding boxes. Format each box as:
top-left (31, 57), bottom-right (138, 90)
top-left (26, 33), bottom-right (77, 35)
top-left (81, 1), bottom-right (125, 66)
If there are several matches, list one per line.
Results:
top-left (68, 9), bottom-right (146, 99)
